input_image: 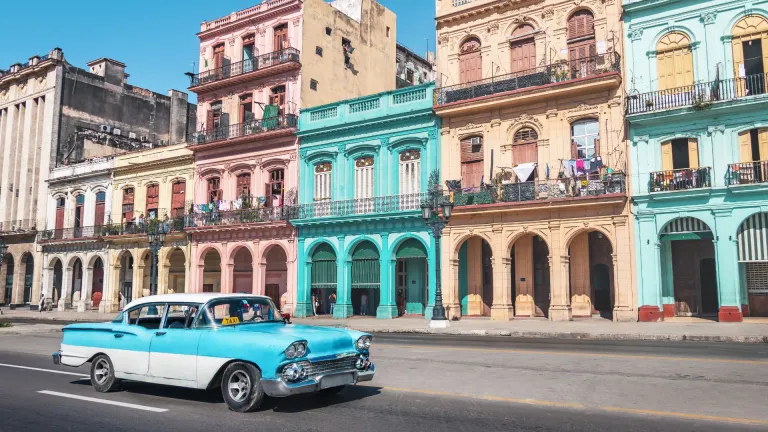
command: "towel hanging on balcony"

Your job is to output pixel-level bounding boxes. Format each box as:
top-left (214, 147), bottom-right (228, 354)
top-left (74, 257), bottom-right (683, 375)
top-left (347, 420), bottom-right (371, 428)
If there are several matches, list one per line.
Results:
top-left (513, 163), bottom-right (537, 183)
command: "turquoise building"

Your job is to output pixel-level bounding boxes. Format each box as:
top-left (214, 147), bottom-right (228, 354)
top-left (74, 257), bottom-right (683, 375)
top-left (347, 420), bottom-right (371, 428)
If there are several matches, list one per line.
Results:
top-left (292, 84), bottom-right (440, 319)
top-left (625, 0), bottom-right (768, 321)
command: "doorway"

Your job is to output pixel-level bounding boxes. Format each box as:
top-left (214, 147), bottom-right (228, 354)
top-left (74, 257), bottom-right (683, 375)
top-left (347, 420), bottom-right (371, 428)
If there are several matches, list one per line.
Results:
top-left (533, 236), bottom-right (550, 317)
top-left (671, 240), bottom-right (718, 316)
top-left (743, 38), bottom-right (766, 95)
top-left (700, 258), bottom-right (719, 314)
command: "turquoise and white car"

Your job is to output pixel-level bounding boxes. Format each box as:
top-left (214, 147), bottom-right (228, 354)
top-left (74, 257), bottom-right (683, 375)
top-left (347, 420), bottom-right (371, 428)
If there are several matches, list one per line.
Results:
top-left (52, 293), bottom-right (374, 412)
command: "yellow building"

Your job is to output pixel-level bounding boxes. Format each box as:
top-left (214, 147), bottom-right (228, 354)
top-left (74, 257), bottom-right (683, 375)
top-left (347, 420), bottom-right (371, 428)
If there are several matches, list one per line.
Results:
top-left (104, 144), bottom-right (194, 311)
top-left (434, 0), bottom-right (635, 321)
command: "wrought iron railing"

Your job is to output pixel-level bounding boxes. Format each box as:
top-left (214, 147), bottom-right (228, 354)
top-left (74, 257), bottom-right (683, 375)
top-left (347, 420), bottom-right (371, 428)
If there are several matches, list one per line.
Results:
top-left (649, 167), bottom-right (711, 192)
top-left (187, 206), bottom-right (294, 227)
top-left (435, 52), bottom-right (621, 105)
top-left (727, 161), bottom-right (768, 186)
top-left (0, 219), bottom-right (39, 233)
top-left (627, 73), bottom-right (768, 115)
top-left (100, 218), bottom-right (186, 237)
top-left (447, 174), bottom-right (627, 207)
top-left (37, 226), bottom-right (100, 242)
top-left (192, 114), bottom-right (298, 145)
top-left (293, 193), bottom-right (428, 220)
top-left (188, 48), bottom-right (300, 87)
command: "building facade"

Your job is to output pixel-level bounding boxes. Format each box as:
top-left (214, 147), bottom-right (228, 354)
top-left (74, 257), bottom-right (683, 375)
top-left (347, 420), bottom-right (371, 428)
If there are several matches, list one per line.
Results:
top-left (625, 0), bottom-right (768, 322)
top-left (0, 49), bottom-right (64, 309)
top-left (293, 83), bottom-right (440, 319)
top-left (433, 0), bottom-right (635, 321)
top-left (396, 43), bottom-right (436, 88)
top-left (185, 0), bottom-right (397, 312)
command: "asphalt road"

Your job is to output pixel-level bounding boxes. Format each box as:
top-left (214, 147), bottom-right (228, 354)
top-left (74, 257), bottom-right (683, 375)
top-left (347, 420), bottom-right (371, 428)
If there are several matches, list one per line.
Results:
top-left (0, 333), bottom-right (766, 431)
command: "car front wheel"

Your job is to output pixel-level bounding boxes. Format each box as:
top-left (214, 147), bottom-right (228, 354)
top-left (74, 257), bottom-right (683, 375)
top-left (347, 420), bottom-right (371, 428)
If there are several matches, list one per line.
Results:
top-left (90, 354), bottom-right (120, 393)
top-left (221, 362), bottom-right (264, 412)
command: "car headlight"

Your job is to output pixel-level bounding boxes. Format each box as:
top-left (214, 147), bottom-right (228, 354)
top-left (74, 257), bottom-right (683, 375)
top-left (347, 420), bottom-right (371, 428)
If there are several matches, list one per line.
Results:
top-left (355, 335), bottom-right (372, 351)
top-left (281, 362), bottom-right (306, 382)
top-left (284, 341), bottom-right (307, 359)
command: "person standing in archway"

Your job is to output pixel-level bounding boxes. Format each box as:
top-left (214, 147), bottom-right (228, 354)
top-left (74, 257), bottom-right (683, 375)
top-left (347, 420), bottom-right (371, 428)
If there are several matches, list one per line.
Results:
top-left (361, 292), bottom-right (368, 316)
top-left (329, 292), bottom-right (336, 315)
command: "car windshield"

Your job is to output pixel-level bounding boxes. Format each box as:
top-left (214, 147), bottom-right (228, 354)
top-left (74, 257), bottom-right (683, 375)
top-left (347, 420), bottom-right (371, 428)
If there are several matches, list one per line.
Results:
top-left (202, 297), bottom-right (282, 327)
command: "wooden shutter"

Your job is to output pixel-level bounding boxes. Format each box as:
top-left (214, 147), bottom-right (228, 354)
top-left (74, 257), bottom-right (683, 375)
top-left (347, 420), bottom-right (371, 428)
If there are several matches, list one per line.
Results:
top-left (762, 33), bottom-right (768, 85)
top-left (237, 174), bottom-right (251, 197)
top-left (55, 206), bottom-right (65, 230)
top-left (242, 34), bottom-right (255, 46)
top-left (460, 138), bottom-right (484, 162)
top-left (511, 38), bottom-right (535, 73)
top-left (570, 140), bottom-right (578, 159)
top-left (512, 143), bottom-right (537, 164)
top-left (213, 44), bottom-right (225, 69)
top-left (206, 110), bottom-right (215, 130)
top-left (759, 128), bottom-right (768, 161)
top-left (687, 139), bottom-right (699, 169)
top-left (661, 141), bottom-right (673, 171)
top-left (146, 184), bottom-right (159, 211)
top-left (274, 25), bottom-right (288, 51)
top-left (459, 39), bottom-right (481, 84)
top-left (733, 38), bottom-right (746, 97)
top-left (461, 161), bottom-right (483, 188)
top-left (739, 130), bottom-right (753, 162)
top-left (171, 181), bottom-right (185, 216)
top-left (94, 202), bottom-right (105, 226)
top-left (594, 138), bottom-right (601, 157)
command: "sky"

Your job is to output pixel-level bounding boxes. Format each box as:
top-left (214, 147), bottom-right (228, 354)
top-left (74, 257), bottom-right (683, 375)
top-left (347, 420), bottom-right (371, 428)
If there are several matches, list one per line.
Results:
top-left (0, 0), bottom-right (436, 102)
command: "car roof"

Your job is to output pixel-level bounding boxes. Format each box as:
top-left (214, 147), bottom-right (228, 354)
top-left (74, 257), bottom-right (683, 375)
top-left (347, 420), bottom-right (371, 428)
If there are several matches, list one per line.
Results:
top-left (123, 293), bottom-right (271, 310)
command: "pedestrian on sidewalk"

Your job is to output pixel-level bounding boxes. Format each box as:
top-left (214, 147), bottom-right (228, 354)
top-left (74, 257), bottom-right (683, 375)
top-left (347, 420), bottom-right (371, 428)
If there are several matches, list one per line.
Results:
top-left (361, 293), bottom-right (368, 316)
top-left (396, 290), bottom-right (405, 317)
top-left (311, 294), bottom-right (318, 316)
top-left (38, 293), bottom-right (45, 313)
top-left (329, 292), bottom-right (336, 315)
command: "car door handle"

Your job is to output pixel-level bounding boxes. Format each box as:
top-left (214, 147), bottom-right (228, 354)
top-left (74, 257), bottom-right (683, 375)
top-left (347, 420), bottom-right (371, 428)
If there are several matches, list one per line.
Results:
top-left (155, 331), bottom-right (166, 336)
top-left (113, 334), bottom-right (124, 339)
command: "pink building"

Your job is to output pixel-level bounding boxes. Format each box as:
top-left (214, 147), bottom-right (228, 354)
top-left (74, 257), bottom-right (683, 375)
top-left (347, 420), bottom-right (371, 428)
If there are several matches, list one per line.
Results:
top-left (186, 0), bottom-right (397, 313)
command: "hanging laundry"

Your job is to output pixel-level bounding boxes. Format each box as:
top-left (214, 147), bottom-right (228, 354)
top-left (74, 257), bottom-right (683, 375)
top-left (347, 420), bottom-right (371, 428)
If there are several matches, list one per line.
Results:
top-left (568, 160), bottom-right (577, 177)
top-left (594, 156), bottom-right (604, 170)
top-left (545, 163), bottom-right (550, 179)
top-left (575, 159), bottom-right (585, 175)
top-left (562, 160), bottom-right (571, 177)
top-left (513, 163), bottom-right (537, 183)
top-left (583, 159), bottom-right (591, 172)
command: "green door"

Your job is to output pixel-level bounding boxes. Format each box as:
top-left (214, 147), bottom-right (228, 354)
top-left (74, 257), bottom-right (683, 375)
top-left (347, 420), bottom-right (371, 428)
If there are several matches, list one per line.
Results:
top-left (351, 242), bottom-right (380, 289)
top-left (311, 243), bottom-right (337, 290)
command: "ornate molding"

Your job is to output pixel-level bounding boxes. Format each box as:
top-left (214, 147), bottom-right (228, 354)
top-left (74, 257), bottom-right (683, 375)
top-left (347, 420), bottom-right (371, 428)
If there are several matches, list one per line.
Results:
top-left (628, 27), bottom-right (643, 41)
top-left (427, 129), bottom-right (437, 140)
top-left (608, 96), bottom-right (622, 108)
top-left (457, 122), bottom-right (484, 133)
top-left (292, 17), bottom-right (301, 27)
top-left (508, 113), bottom-right (543, 131)
top-left (707, 125), bottom-right (726, 136)
top-left (700, 11), bottom-right (717, 25)
top-left (437, 34), bottom-right (449, 46)
top-left (488, 21), bottom-right (499, 35)
top-left (569, 103), bottom-right (599, 114)
top-left (541, 9), bottom-right (554, 20)
top-left (545, 109), bottom-right (558, 119)
top-left (632, 135), bottom-right (650, 146)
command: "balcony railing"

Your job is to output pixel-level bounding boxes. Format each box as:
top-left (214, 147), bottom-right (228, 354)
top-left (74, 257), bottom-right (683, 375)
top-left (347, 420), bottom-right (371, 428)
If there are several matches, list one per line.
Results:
top-left (192, 114), bottom-right (298, 145)
top-left (448, 174), bottom-right (626, 207)
top-left (627, 73), bottom-right (768, 115)
top-left (188, 48), bottom-right (300, 88)
top-left (38, 226), bottom-right (101, 242)
top-left (293, 193), bottom-right (428, 220)
top-left (0, 219), bottom-right (39, 233)
top-left (727, 161), bottom-right (768, 186)
top-left (435, 52), bottom-right (621, 105)
top-left (100, 218), bottom-right (186, 237)
top-left (649, 167), bottom-right (712, 192)
top-left (187, 205), bottom-right (293, 227)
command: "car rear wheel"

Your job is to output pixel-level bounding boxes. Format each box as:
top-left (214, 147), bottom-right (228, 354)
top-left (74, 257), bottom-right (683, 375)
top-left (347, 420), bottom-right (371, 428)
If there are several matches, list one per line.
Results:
top-left (318, 385), bottom-right (346, 397)
top-left (221, 362), bottom-right (264, 412)
top-left (90, 354), bottom-right (120, 393)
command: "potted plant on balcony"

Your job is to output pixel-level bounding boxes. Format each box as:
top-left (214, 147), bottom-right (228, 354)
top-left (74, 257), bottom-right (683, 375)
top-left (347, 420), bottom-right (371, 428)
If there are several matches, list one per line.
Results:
top-left (692, 90), bottom-right (713, 111)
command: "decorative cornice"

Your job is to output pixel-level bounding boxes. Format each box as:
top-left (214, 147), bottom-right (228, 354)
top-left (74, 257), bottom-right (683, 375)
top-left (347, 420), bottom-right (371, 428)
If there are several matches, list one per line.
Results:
top-left (628, 27), bottom-right (643, 41)
top-left (632, 135), bottom-right (650, 146)
top-left (700, 11), bottom-right (717, 25)
top-left (113, 155), bottom-right (194, 175)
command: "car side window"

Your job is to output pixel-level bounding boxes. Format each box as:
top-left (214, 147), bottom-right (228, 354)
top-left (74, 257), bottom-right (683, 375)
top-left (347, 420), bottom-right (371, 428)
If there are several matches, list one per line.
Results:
top-left (127, 305), bottom-right (166, 330)
top-left (165, 304), bottom-right (201, 329)
top-left (195, 305), bottom-right (214, 328)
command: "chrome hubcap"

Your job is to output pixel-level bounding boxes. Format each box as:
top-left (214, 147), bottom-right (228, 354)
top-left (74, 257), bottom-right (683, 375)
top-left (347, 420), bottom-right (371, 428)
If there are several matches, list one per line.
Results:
top-left (228, 370), bottom-right (251, 402)
top-left (93, 359), bottom-right (110, 385)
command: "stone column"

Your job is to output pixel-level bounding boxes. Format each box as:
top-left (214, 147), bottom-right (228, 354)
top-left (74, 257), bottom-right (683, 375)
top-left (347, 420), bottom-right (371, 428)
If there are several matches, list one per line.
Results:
top-left (294, 238), bottom-right (312, 317)
top-left (549, 254), bottom-right (572, 321)
top-left (446, 258), bottom-right (462, 319)
top-left (424, 232), bottom-right (438, 320)
top-left (284, 239), bottom-right (296, 314)
top-left (80, 264), bottom-right (92, 312)
top-left (514, 235), bottom-right (535, 317)
top-left (334, 258), bottom-right (353, 319)
top-left (377, 232), bottom-right (396, 319)
top-left (491, 256), bottom-right (514, 320)
top-left (60, 264), bottom-right (71, 310)
top-left (569, 233), bottom-right (591, 318)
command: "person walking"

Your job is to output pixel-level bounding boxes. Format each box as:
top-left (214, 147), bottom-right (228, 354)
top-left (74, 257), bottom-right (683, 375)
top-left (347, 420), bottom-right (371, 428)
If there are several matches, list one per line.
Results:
top-left (38, 293), bottom-right (45, 313)
top-left (396, 289), bottom-right (405, 317)
top-left (360, 292), bottom-right (368, 316)
top-left (329, 292), bottom-right (337, 315)
top-left (311, 294), bottom-right (318, 316)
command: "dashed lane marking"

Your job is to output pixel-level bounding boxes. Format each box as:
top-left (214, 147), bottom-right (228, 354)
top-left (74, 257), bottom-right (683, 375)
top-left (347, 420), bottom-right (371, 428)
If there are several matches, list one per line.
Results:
top-left (38, 390), bottom-right (168, 413)
top-left (0, 363), bottom-right (89, 377)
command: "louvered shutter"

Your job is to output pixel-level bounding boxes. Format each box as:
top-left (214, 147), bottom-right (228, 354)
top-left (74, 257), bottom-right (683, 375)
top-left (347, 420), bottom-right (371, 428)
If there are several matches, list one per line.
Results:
top-left (687, 139), bottom-right (699, 169)
top-left (661, 141), bottom-right (673, 171)
top-left (739, 130), bottom-right (753, 162)
top-left (759, 128), bottom-right (768, 161)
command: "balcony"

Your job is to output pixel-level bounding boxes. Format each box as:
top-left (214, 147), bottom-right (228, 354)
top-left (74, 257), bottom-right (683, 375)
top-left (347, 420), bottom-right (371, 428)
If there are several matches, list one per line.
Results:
top-left (434, 52), bottom-right (621, 108)
top-left (447, 174), bottom-right (626, 208)
top-left (627, 73), bottom-right (768, 115)
top-left (292, 193), bottom-right (428, 221)
top-left (38, 226), bottom-right (102, 243)
top-left (186, 205), bottom-right (292, 229)
top-left (187, 48), bottom-right (301, 93)
top-left (38, 218), bottom-right (186, 243)
top-left (0, 219), bottom-right (39, 235)
top-left (727, 161), bottom-right (768, 186)
top-left (649, 168), bottom-right (712, 193)
top-left (190, 115), bottom-right (298, 149)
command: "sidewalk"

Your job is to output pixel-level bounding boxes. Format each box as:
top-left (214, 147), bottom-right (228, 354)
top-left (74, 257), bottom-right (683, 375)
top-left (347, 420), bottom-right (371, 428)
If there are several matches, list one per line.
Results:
top-left (2, 308), bottom-right (768, 343)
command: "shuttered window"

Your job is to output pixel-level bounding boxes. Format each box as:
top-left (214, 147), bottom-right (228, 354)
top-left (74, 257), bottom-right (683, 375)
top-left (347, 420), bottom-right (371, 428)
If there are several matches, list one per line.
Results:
top-left (510, 25), bottom-right (536, 73)
top-left (399, 150), bottom-right (421, 210)
top-left (274, 24), bottom-right (288, 51)
top-left (732, 16), bottom-right (768, 81)
top-left (661, 138), bottom-right (698, 171)
top-left (266, 169), bottom-right (285, 208)
top-left (237, 173), bottom-right (251, 198)
top-left (656, 32), bottom-right (694, 91)
top-left (459, 38), bottom-right (482, 84)
top-left (461, 136), bottom-right (484, 188)
top-left (567, 10), bottom-right (595, 41)
top-left (55, 197), bottom-right (65, 230)
top-left (122, 188), bottom-right (134, 222)
top-left (94, 192), bottom-right (106, 227)
top-left (171, 181), bottom-right (186, 218)
top-left (355, 157), bottom-right (374, 200)
top-left (512, 128), bottom-right (538, 164)
top-left (207, 178), bottom-right (221, 203)
top-left (146, 184), bottom-right (159, 219)
top-left (314, 163), bottom-right (332, 201)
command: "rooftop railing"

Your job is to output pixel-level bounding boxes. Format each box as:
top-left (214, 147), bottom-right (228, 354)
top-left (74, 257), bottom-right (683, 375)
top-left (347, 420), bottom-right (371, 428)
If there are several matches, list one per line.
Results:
top-left (649, 167), bottom-right (712, 192)
top-left (192, 114), bottom-right (298, 145)
top-left (435, 52), bottom-right (621, 105)
top-left (188, 48), bottom-right (300, 88)
top-left (627, 73), bottom-right (768, 115)
top-left (726, 161), bottom-right (768, 186)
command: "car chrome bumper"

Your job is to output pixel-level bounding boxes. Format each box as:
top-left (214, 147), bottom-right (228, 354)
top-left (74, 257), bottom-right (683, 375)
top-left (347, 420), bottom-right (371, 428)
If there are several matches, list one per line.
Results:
top-left (52, 350), bottom-right (62, 365)
top-left (262, 368), bottom-right (375, 397)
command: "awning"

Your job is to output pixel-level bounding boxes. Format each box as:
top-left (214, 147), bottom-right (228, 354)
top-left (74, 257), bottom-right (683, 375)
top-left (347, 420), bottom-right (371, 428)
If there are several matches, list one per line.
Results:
top-left (660, 217), bottom-right (713, 241)
top-left (738, 213), bottom-right (768, 262)
top-left (396, 239), bottom-right (427, 259)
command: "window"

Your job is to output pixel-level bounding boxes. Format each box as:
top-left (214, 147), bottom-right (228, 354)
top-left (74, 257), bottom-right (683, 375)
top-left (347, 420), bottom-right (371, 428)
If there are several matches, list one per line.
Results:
top-left (240, 93), bottom-right (254, 123)
top-left (243, 34), bottom-right (256, 73)
top-left (570, 120), bottom-right (599, 160)
top-left (310, 79), bottom-right (318, 91)
top-left (270, 85), bottom-right (286, 116)
top-left (355, 157), bottom-right (375, 200)
top-left (207, 101), bottom-right (223, 130)
top-left (732, 16), bottom-right (768, 96)
top-left (567, 10), bottom-right (596, 78)
top-left (461, 136), bottom-right (484, 188)
top-left (146, 184), bottom-right (159, 219)
top-left (459, 38), bottom-right (482, 83)
top-left (512, 127), bottom-right (538, 167)
top-left (237, 173), bottom-right (251, 198)
top-left (55, 196), bottom-right (65, 231)
top-left (656, 32), bottom-right (693, 91)
top-left (165, 304), bottom-right (201, 329)
top-left (510, 25), bottom-right (536, 73)
top-left (314, 163), bottom-right (332, 201)
top-left (399, 150), bottom-right (421, 195)
top-left (386, 27), bottom-right (391, 38)
top-left (406, 69), bottom-right (414, 84)
top-left (274, 24), bottom-right (288, 51)
top-left (171, 181), bottom-right (186, 218)
top-left (127, 305), bottom-right (167, 330)
top-left (266, 169), bottom-right (285, 207)
top-left (661, 138), bottom-right (698, 171)
top-left (326, 27), bottom-right (332, 36)
top-left (213, 43), bottom-right (225, 71)
top-left (207, 177), bottom-right (222, 203)
top-left (122, 188), bottom-right (134, 222)
top-left (198, 297), bottom-right (280, 328)
top-left (315, 46), bottom-right (323, 56)
top-left (94, 191), bottom-right (106, 226)
top-left (74, 194), bottom-right (85, 229)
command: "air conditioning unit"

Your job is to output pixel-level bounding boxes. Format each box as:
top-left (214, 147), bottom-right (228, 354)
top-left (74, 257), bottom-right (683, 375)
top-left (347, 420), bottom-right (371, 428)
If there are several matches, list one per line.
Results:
top-left (113, 128), bottom-right (122, 136)
top-left (470, 137), bottom-right (482, 145)
top-left (128, 132), bottom-right (137, 140)
top-left (100, 125), bottom-right (112, 133)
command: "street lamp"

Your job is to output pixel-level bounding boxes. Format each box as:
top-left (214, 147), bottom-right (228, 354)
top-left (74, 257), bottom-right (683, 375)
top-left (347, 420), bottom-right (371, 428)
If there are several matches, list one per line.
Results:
top-left (421, 185), bottom-right (453, 328)
top-left (147, 224), bottom-right (167, 313)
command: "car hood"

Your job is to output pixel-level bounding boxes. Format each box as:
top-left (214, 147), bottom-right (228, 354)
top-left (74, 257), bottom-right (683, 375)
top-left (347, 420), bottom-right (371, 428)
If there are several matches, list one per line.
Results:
top-left (233, 323), bottom-right (359, 356)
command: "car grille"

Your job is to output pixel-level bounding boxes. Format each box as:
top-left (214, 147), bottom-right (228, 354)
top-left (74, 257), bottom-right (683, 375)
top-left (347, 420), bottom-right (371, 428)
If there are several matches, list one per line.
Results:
top-left (304, 356), bottom-right (357, 377)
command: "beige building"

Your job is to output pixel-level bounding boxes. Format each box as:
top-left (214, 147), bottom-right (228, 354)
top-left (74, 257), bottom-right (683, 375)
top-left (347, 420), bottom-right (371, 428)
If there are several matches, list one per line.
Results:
top-left (104, 144), bottom-right (194, 312)
top-left (0, 49), bottom-right (64, 308)
top-left (434, 0), bottom-right (635, 321)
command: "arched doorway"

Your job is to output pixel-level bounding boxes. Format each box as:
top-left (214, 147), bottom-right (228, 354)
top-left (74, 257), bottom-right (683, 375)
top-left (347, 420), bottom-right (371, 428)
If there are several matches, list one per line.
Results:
top-left (509, 234), bottom-right (550, 318)
top-left (568, 231), bottom-right (614, 319)
top-left (395, 238), bottom-right (428, 316)
top-left (310, 243), bottom-right (336, 315)
top-left (3, 254), bottom-right (13, 305)
top-left (22, 253), bottom-right (34, 304)
top-left (232, 247), bottom-right (253, 294)
top-left (351, 241), bottom-right (380, 316)
top-left (52, 259), bottom-right (63, 307)
top-left (91, 257), bottom-right (104, 308)
top-left (567, 9), bottom-right (596, 78)
top-left (117, 252), bottom-right (134, 309)
top-left (732, 15), bottom-right (768, 96)
top-left (265, 246), bottom-right (288, 310)
top-left (166, 248), bottom-right (186, 294)
top-left (201, 249), bottom-right (221, 293)
top-left (660, 217), bottom-right (717, 317)
top-left (737, 212), bottom-right (768, 316)
top-left (70, 258), bottom-right (83, 307)
top-left (458, 236), bottom-right (493, 316)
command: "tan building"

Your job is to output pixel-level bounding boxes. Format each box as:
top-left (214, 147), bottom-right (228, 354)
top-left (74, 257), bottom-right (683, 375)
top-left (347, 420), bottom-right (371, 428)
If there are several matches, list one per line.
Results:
top-left (104, 144), bottom-right (194, 312)
top-left (434, 0), bottom-right (635, 321)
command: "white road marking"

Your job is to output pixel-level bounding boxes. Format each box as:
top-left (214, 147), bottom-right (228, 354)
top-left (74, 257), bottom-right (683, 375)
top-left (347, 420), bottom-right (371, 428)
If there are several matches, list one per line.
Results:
top-left (38, 390), bottom-right (168, 413)
top-left (0, 363), bottom-right (89, 378)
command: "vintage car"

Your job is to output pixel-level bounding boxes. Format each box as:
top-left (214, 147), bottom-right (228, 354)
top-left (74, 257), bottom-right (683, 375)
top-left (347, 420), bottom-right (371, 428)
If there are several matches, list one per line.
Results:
top-left (52, 293), bottom-right (374, 412)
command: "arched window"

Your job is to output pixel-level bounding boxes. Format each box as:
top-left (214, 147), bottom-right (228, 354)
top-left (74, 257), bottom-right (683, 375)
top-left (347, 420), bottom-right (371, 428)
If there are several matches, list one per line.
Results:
top-left (354, 157), bottom-right (375, 200)
top-left (122, 187), bottom-right (134, 223)
top-left (314, 163), bottom-right (332, 201)
top-left (55, 197), bottom-right (65, 231)
top-left (570, 119), bottom-right (600, 160)
top-left (399, 150), bottom-right (421, 196)
top-left (567, 10), bottom-right (596, 78)
top-left (171, 181), bottom-right (186, 217)
top-left (207, 178), bottom-right (221, 203)
top-left (461, 135), bottom-right (484, 188)
top-left (510, 25), bottom-right (536, 73)
top-left (145, 184), bottom-right (159, 219)
top-left (512, 128), bottom-right (538, 167)
top-left (236, 173), bottom-right (251, 198)
top-left (459, 37), bottom-right (482, 84)
top-left (94, 191), bottom-right (106, 227)
top-left (656, 32), bottom-right (693, 91)
top-left (732, 15), bottom-right (768, 96)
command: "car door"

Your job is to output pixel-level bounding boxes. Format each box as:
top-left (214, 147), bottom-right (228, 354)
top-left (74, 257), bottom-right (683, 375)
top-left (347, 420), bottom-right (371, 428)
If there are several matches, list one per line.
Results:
top-left (111, 304), bottom-right (165, 376)
top-left (148, 303), bottom-right (203, 383)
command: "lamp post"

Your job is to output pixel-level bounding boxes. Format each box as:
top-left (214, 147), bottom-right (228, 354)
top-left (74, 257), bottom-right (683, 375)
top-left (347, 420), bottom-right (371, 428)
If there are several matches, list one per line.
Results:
top-left (420, 185), bottom-right (453, 328)
top-left (0, 238), bottom-right (8, 306)
top-left (147, 224), bottom-right (167, 312)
